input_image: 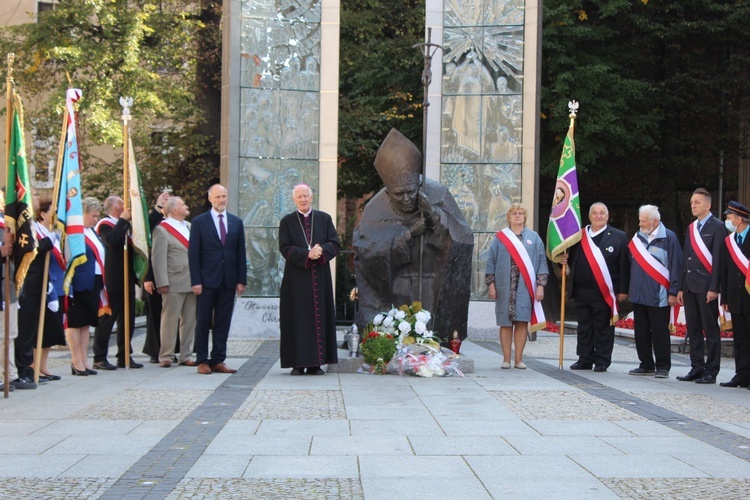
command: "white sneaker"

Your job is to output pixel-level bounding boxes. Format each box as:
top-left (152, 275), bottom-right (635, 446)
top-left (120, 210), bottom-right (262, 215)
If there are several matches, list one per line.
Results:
top-left (515, 362), bottom-right (527, 370)
top-left (501, 361), bottom-right (511, 369)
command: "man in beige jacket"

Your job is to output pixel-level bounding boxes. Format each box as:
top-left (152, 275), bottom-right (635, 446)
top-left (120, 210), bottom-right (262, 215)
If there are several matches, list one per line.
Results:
top-left (152, 196), bottom-right (196, 367)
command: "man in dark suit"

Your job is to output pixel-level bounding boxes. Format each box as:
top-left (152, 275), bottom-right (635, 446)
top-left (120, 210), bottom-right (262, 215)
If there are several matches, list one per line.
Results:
top-left (188, 184), bottom-right (247, 375)
top-left (676, 188), bottom-right (727, 384)
top-left (141, 190), bottom-right (169, 363)
top-left (93, 196), bottom-right (143, 370)
top-left (562, 203), bottom-right (630, 372)
top-left (719, 200), bottom-right (750, 389)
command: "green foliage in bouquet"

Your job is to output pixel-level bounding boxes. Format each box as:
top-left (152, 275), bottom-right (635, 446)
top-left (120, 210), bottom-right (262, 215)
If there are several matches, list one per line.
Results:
top-left (359, 330), bottom-right (397, 366)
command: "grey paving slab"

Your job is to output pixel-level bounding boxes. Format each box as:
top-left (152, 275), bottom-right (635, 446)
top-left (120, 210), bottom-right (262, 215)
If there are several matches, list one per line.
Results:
top-left (310, 436), bottom-right (413, 456)
top-left (350, 418), bottom-right (442, 436)
top-left (256, 419), bottom-right (350, 436)
top-left (184, 455), bottom-right (251, 478)
top-left (359, 455), bottom-right (477, 478)
top-left (204, 434), bottom-right (312, 456)
top-left (0, 419), bottom-right (55, 435)
top-left (677, 452), bottom-right (750, 478)
top-left (466, 455), bottom-right (597, 480)
top-left (525, 419), bottom-right (636, 437)
top-left (613, 419), bottom-right (686, 437)
top-left (504, 435), bottom-right (624, 455)
top-left (419, 394), bottom-right (517, 421)
top-left (58, 453), bottom-right (142, 477)
top-left (344, 404), bottom-right (434, 420)
top-left (601, 435), bottom-right (739, 456)
top-left (0, 454), bottom-right (84, 477)
top-left (408, 435), bottom-right (519, 456)
top-left (483, 477), bottom-right (619, 500)
top-left (43, 434), bottom-right (163, 456)
top-left (31, 419), bottom-right (141, 436)
top-left (127, 420), bottom-right (181, 437)
top-left (437, 418), bottom-right (539, 436)
top-left (0, 434), bottom-right (68, 454)
top-left (361, 477), bottom-right (492, 500)
top-left (211, 419), bottom-right (261, 436)
top-left (244, 455), bottom-right (359, 478)
top-left (570, 453), bottom-right (708, 478)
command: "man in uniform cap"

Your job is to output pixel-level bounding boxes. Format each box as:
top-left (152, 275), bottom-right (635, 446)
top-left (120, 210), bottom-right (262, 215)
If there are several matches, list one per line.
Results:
top-left (719, 200), bottom-right (750, 389)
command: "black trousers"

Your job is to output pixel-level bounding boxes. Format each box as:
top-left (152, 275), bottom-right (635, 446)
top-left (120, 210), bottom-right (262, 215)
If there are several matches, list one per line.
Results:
top-left (15, 292), bottom-right (41, 379)
top-left (141, 290), bottom-right (162, 357)
top-left (682, 290), bottom-right (721, 376)
top-left (93, 290), bottom-right (136, 363)
top-left (632, 303), bottom-right (672, 372)
top-left (574, 287), bottom-right (615, 367)
top-left (731, 313), bottom-right (750, 383)
top-left (194, 286), bottom-right (236, 366)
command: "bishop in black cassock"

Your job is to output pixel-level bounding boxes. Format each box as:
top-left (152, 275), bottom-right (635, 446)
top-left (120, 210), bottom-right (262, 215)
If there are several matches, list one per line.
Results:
top-left (278, 184), bottom-right (339, 375)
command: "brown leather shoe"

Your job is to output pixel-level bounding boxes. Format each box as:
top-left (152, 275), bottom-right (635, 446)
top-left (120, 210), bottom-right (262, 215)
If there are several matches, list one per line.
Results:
top-left (179, 360), bottom-right (197, 367)
top-left (197, 363), bottom-right (212, 375)
top-left (211, 363), bottom-right (237, 374)
top-left (159, 361), bottom-right (172, 368)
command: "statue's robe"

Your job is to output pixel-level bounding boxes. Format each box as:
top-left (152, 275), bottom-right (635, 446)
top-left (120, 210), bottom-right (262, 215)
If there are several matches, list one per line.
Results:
top-left (354, 179), bottom-right (474, 339)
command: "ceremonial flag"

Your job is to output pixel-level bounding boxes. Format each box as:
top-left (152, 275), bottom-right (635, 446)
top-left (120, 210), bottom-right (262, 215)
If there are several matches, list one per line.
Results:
top-left (546, 101), bottom-right (582, 263)
top-left (4, 91), bottom-right (37, 290)
top-left (56, 88), bottom-right (87, 293)
top-left (126, 137), bottom-right (150, 284)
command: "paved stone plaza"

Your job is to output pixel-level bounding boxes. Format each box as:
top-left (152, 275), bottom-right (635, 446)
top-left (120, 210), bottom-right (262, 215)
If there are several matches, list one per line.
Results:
top-left (1, 330), bottom-right (750, 499)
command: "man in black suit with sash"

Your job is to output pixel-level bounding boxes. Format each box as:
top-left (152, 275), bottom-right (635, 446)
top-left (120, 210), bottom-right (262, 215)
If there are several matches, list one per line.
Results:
top-left (676, 188), bottom-right (727, 384)
top-left (188, 184), bottom-right (246, 375)
top-left (719, 200), bottom-right (750, 389)
top-left (93, 195), bottom-right (142, 370)
top-left (562, 203), bottom-right (630, 372)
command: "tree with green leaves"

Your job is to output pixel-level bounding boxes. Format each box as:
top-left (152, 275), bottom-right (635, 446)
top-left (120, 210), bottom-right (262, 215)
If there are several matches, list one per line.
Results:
top-left (540, 0), bottom-right (750, 234)
top-left (0, 0), bottom-right (222, 211)
top-left (337, 0), bottom-right (425, 202)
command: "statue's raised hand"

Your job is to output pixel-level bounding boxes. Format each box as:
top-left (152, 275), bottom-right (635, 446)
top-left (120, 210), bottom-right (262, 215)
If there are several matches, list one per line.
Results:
top-left (410, 217), bottom-right (426, 238)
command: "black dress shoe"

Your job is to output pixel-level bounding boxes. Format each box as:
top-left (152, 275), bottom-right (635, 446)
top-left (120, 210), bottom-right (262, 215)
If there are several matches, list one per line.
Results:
top-left (570, 361), bottom-right (593, 370)
top-left (41, 373), bottom-right (62, 381)
top-left (117, 359), bottom-right (144, 369)
top-left (86, 368), bottom-right (98, 375)
top-left (629, 367), bottom-right (656, 376)
top-left (593, 365), bottom-right (607, 372)
top-left (93, 360), bottom-right (117, 371)
top-left (676, 369), bottom-right (703, 382)
top-left (719, 378), bottom-right (749, 388)
top-left (290, 368), bottom-right (305, 375)
top-left (695, 374), bottom-right (716, 384)
top-left (307, 367), bottom-right (325, 375)
top-left (149, 356), bottom-right (159, 364)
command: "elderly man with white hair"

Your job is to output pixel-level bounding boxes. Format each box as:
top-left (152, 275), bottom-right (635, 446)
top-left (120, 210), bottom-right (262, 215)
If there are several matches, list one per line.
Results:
top-left (627, 205), bottom-right (683, 378)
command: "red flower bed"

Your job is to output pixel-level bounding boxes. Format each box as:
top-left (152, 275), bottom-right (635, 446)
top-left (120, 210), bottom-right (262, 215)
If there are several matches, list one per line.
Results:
top-left (615, 318), bottom-right (733, 339)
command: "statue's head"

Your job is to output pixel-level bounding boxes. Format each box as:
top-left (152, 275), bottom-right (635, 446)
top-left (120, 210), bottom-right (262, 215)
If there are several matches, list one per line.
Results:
top-left (374, 129), bottom-right (422, 214)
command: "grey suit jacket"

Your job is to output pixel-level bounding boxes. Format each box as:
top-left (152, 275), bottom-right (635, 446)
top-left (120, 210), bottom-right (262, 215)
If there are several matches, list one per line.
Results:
top-left (152, 221), bottom-right (192, 293)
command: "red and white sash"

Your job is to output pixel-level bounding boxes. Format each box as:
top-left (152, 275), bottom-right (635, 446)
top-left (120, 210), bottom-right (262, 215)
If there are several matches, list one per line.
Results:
top-left (84, 228), bottom-right (110, 316)
top-left (726, 233), bottom-right (750, 293)
top-left (496, 228), bottom-right (546, 331)
top-left (628, 235), bottom-right (670, 288)
top-left (159, 219), bottom-right (189, 250)
top-left (688, 220), bottom-right (712, 273)
top-left (34, 222), bottom-right (66, 271)
top-left (580, 226), bottom-right (618, 324)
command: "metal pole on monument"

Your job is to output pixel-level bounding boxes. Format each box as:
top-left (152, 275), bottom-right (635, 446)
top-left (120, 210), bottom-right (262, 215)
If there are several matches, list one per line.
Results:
top-left (120, 97), bottom-right (133, 369)
top-left (412, 27), bottom-right (442, 302)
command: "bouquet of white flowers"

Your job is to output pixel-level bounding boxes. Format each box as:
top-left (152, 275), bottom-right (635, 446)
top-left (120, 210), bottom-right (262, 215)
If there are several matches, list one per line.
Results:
top-left (372, 301), bottom-right (442, 348)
